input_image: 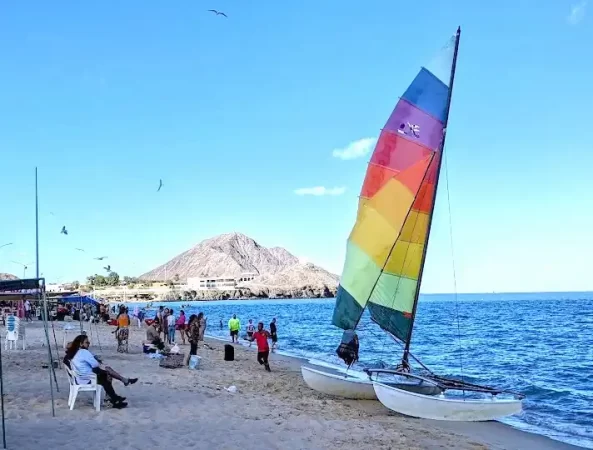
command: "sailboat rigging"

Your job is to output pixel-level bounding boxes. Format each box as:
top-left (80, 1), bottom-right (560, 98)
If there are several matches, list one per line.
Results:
top-left (301, 27), bottom-right (524, 421)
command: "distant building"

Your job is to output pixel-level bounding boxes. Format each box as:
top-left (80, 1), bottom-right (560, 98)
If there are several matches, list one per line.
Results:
top-left (46, 283), bottom-right (69, 293)
top-left (186, 272), bottom-right (257, 290)
top-left (237, 272), bottom-right (257, 283)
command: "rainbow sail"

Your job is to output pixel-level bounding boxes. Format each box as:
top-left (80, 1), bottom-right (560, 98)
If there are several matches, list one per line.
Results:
top-left (332, 34), bottom-right (457, 343)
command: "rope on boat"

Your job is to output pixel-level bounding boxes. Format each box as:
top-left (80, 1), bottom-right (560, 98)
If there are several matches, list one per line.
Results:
top-left (443, 147), bottom-right (465, 392)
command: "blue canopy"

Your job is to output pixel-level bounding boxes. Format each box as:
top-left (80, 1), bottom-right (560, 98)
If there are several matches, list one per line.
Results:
top-left (61, 295), bottom-right (98, 305)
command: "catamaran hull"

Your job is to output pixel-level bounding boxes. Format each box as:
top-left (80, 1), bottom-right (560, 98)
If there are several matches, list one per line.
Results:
top-left (373, 382), bottom-right (522, 421)
top-left (301, 365), bottom-right (377, 400)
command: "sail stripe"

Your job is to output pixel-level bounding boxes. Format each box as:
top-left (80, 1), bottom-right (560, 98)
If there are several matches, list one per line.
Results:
top-left (339, 241), bottom-right (382, 303)
top-left (370, 130), bottom-right (433, 174)
top-left (383, 99), bottom-right (444, 151)
top-left (401, 68), bottom-right (449, 122)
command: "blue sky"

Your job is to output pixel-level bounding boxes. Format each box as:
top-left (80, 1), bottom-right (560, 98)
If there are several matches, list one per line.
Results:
top-left (0, 0), bottom-right (591, 293)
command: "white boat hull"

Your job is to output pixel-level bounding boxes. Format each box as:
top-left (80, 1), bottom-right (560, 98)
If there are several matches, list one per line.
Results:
top-left (301, 365), bottom-right (377, 400)
top-left (373, 382), bottom-right (523, 421)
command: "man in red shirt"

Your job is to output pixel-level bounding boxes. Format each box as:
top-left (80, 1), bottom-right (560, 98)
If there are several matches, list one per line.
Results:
top-left (252, 322), bottom-right (271, 372)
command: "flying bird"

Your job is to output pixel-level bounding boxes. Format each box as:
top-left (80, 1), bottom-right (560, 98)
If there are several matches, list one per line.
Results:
top-left (157, 179), bottom-right (163, 192)
top-left (104, 265), bottom-right (111, 272)
top-left (61, 226), bottom-right (68, 235)
top-left (94, 256), bottom-right (108, 261)
top-left (75, 248), bottom-right (85, 252)
top-left (208, 9), bottom-right (227, 17)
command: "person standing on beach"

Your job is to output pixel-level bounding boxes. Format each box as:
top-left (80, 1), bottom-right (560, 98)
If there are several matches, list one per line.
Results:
top-left (176, 310), bottom-right (187, 345)
top-left (253, 322), bottom-right (271, 372)
top-left (167, 308), bottom-right (176, 344)
top-left (246, 319), bottom-right (255, 346)
top-left (197, 312), bottom-right (206, 343)
top-left (187, 314), bottom-right (200, 363)
top-left (156, 306), bottom-right (164, 336)
top-left (269, 318), bottom-right (278, 351)
top-left (24, 299), bottom-right (32, 322)
top-left (228, 314), bottom-right (240, 343)
top-left (162, 308), bottom-right (170, 341)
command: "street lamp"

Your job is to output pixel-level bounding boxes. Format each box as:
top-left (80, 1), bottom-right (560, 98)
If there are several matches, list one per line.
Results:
top-left (11, 261), bottom-right (34, 279)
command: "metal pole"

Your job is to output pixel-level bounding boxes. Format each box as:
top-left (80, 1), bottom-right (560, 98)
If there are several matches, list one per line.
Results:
top-left (0, 314), bottom-right (7, 448)
top-left (36, 168), bottom-right (57, 415)
top-left (403, 27), bottom-right (462, 363)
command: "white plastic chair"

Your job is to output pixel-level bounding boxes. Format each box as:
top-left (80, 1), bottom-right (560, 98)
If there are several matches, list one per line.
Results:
top-left (64, 365), bottom-right (103, 411)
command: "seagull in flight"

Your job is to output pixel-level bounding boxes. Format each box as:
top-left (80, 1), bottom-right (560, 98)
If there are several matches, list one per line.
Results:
top-left (157, 179), bottom-right (163, 192)
top-left (94, 256), bottom-right (108, 261)
top-left (75, 248), bottom-right (85, 252)
top-left (104, 265), bottom-right (111, 272)
top-left (208, 9), bottom-right (227, 17)
top-left (60, 226), bottom-right (68, 235)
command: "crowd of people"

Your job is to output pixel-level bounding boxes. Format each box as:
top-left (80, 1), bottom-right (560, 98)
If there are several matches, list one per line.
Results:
top-left (62, 303), bottom-right (281, 410)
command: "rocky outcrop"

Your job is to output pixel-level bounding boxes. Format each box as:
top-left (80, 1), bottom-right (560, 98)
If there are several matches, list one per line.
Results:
top-left (0, 273), bottom-right (19, 281)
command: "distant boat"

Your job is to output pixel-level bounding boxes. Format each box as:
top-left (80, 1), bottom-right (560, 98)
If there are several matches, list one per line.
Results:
top-left (301, 27), bottom-right (524, 421)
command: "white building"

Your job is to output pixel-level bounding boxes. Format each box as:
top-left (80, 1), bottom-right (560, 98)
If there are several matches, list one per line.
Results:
top-left (46, 283), bottom-right (69, 293)
top-left (186, 272), bottom-right (258, 290)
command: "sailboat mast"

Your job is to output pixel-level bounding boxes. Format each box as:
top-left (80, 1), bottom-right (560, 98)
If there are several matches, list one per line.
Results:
top-left (403, 26), bottom-right (461, 364)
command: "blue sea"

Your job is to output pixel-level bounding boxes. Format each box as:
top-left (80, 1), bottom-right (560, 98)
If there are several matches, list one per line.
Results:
top-left (121, 292), bottom-right (593, 449)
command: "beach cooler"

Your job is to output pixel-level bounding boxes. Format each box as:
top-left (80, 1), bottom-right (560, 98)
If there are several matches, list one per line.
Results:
top-left (224, 344), bottom-right (234, 361)
top-left (189, 355), bottom-right (201, 370)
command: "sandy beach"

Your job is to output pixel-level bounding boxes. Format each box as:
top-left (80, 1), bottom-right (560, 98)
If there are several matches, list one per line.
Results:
top-left (0, 321), bottom-right (580, 450)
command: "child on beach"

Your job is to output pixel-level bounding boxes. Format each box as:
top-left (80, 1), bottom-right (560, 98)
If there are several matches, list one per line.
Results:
top-left (246, 319), bottom-right (255, 346)
top-left (252, 322), bottom-right (271, 372)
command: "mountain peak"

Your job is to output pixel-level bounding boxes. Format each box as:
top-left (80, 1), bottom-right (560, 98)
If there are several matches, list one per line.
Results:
top-left (140, 232), bottom-right (337, 289)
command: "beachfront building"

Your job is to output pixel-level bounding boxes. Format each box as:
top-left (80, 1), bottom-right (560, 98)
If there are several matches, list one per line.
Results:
top-left (46, 283), bottom-right (69, 293)
top-left (237, 272), bottom-right (257, 283)
top-left (187, 272), bottom-right (258, 290)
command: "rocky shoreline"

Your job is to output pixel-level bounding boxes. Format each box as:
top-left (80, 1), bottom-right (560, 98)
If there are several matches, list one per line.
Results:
top-left (92, 284), bottom-right (338, 302)
top-left (181, 284), bottom-right (337, 301)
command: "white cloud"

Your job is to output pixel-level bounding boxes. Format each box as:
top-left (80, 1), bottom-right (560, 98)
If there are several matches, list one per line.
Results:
top-left (332, 137), bottom-right (377, 160)
top-left (568, 0), bottom-right (587, 24)
top-left (294, 186), bottom-right (346, 196)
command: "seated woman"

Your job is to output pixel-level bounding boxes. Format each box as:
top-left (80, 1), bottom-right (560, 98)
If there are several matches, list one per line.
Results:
top-left (65, 334), bottom-right (138, 409)
top-left (144, 320), bottom-right (165, 351)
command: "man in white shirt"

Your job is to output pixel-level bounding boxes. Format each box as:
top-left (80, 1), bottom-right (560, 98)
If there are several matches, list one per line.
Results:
top-left (166, 309), bottom-right (176, 344)
top-left (24, 299), bottom-right (32, 322)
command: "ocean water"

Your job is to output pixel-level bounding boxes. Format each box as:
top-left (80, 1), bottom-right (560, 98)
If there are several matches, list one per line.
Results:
top-left (121, 292), bottom-right (593, 449)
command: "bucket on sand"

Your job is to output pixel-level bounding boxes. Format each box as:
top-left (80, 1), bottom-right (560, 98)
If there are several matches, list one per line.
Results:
top-left (189, 355), bottom-right (201, 370)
